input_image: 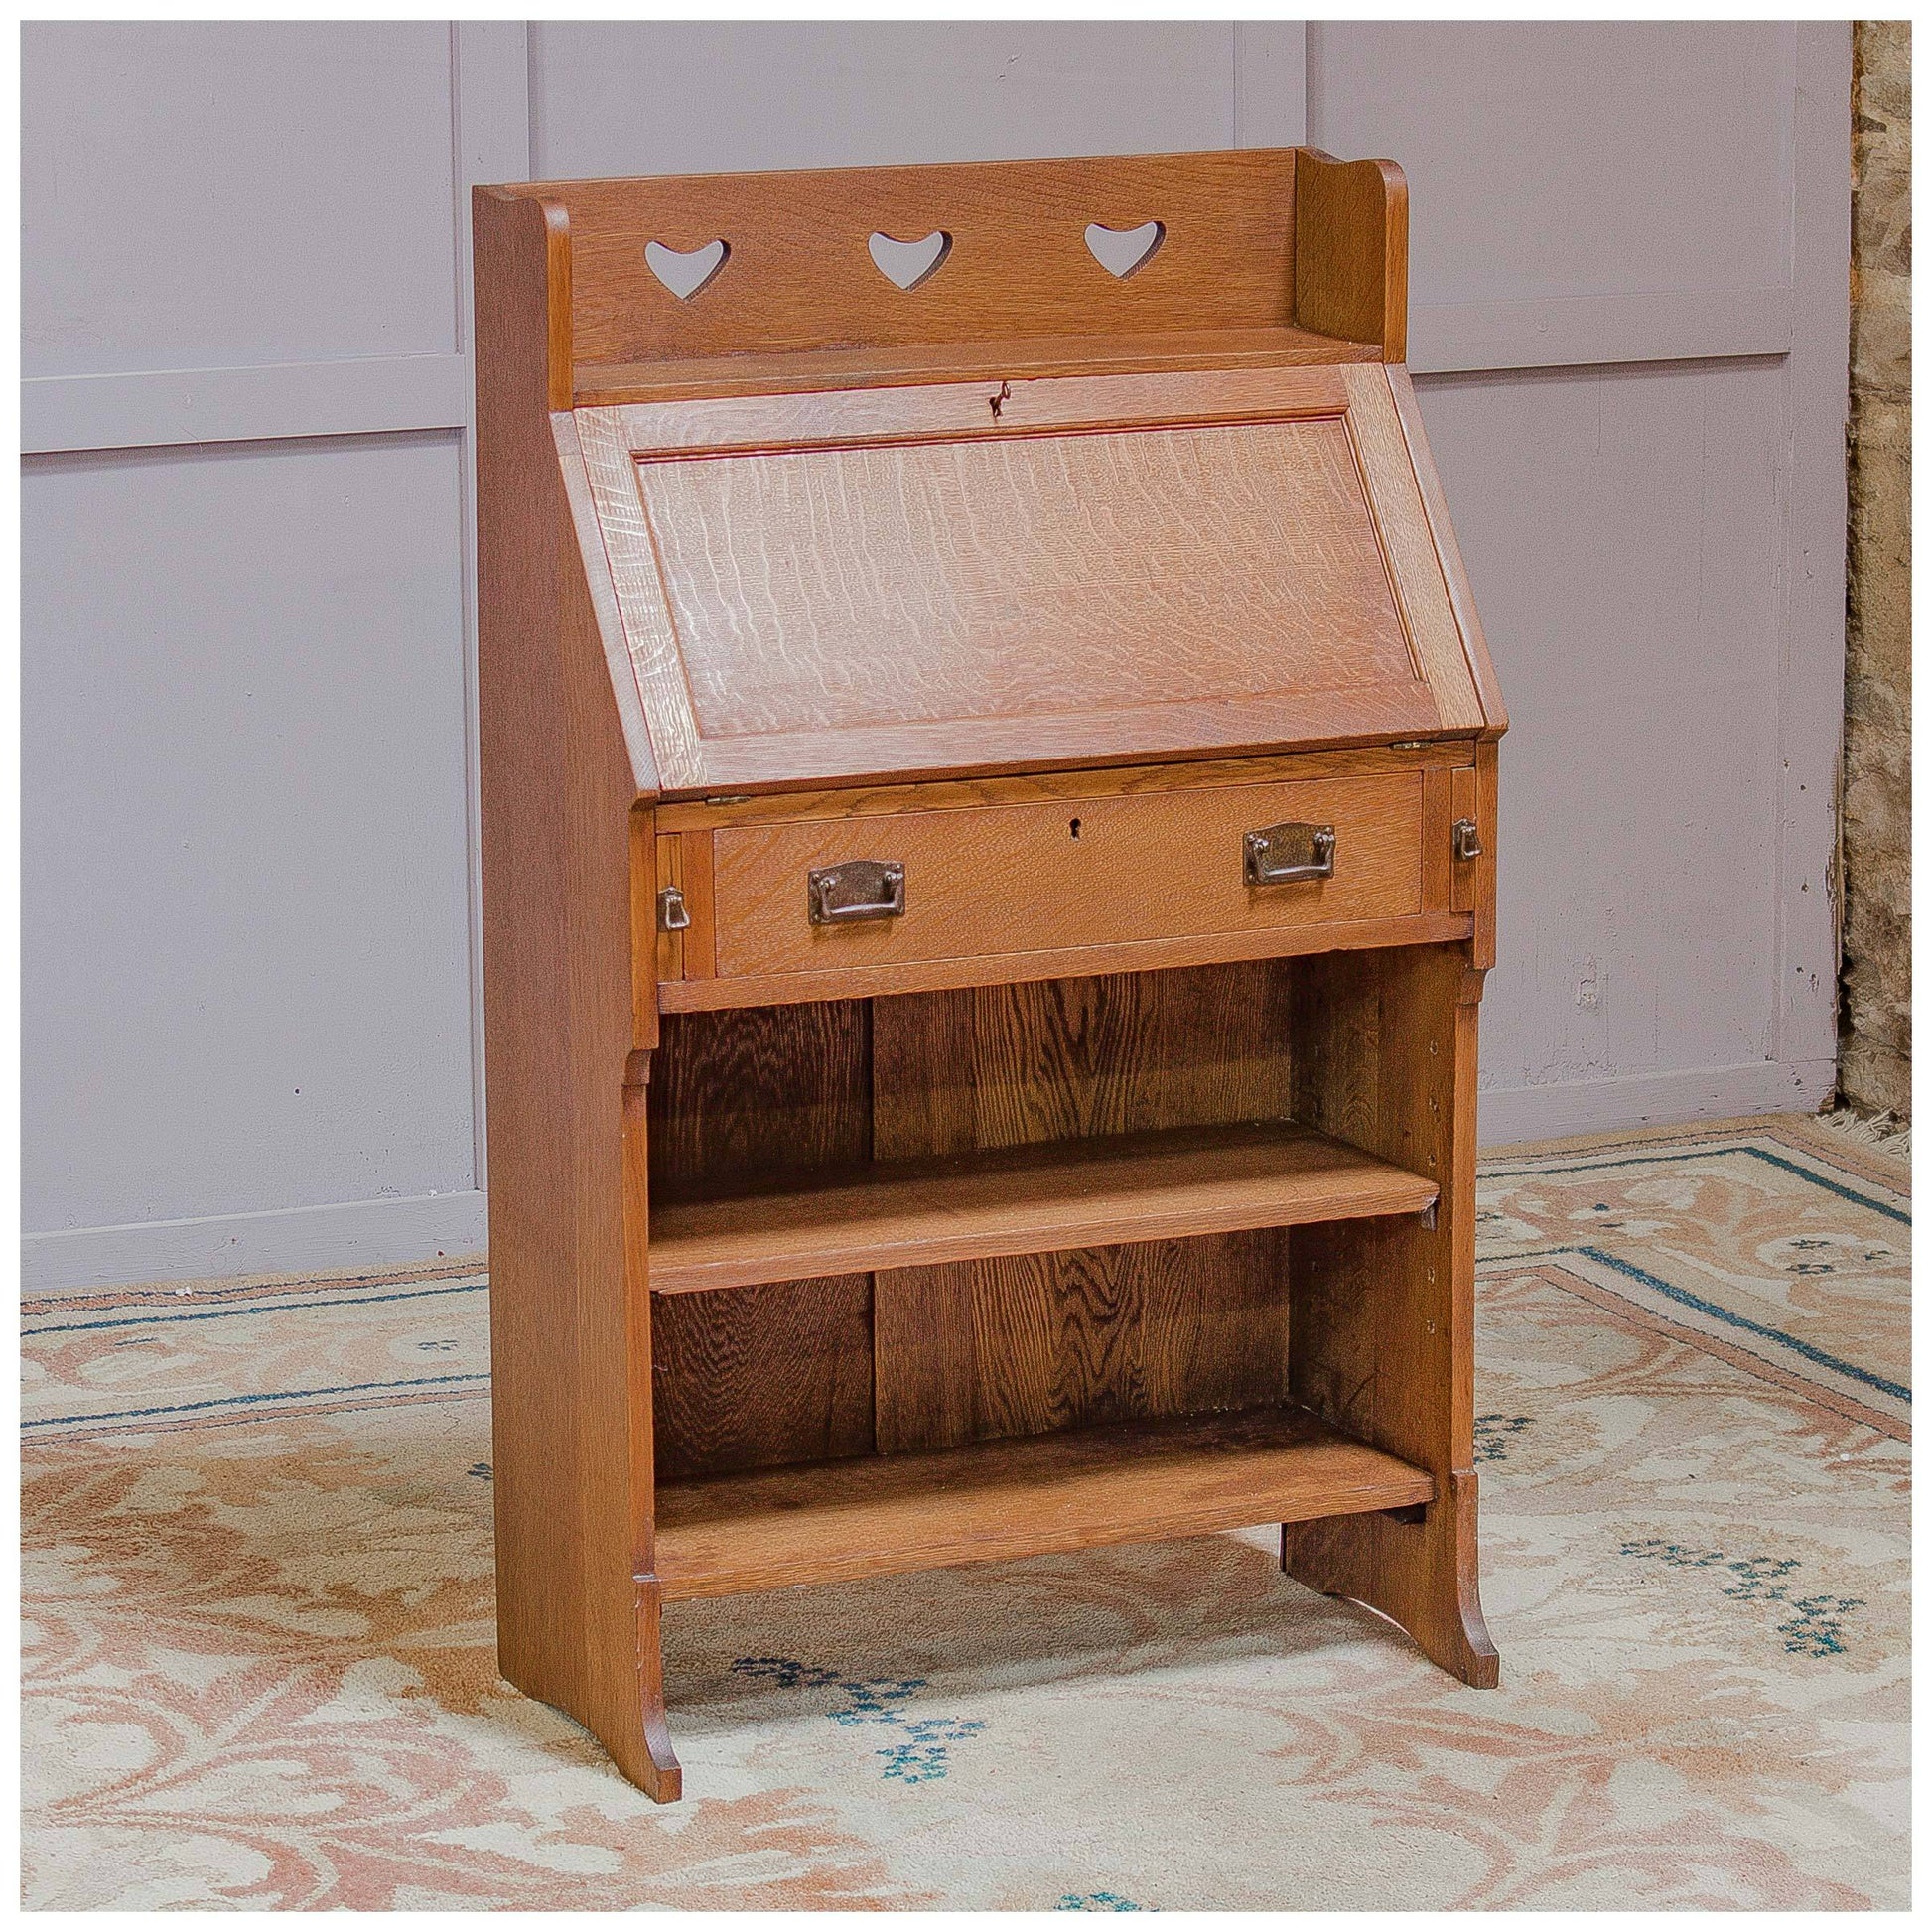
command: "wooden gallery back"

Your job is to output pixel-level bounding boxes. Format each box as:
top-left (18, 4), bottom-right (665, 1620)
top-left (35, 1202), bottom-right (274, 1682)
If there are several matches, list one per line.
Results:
top-left (472, 147), bottom-right (1506, 1801)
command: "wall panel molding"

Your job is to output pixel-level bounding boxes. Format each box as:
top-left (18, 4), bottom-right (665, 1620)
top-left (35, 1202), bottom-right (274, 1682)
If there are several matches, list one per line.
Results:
top-left (22, 354), bottom-right (473, 455)
top-left (1410, 287), bottom-right (1793, 376)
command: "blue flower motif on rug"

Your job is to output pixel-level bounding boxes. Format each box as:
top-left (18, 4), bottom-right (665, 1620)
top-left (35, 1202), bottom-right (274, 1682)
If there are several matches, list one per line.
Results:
top-left (1056, 1892), bottom-right (1146, 1910)
top-left (1474, 1414), bottom-right (1533, 1462)
top-left (732, 1657), bottom-right (986, 1782)
top-left (1619, 1539), bottom-right (1865, 1656)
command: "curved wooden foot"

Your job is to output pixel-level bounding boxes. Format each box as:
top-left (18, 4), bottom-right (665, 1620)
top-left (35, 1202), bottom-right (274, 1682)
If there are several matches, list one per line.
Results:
top-left (527, 1575), bottom-right (682, 1802)
top-left (598, 1579), bottom-right (683, 1802)
top-left (1282, 1471), bottom-right (1499, 1688)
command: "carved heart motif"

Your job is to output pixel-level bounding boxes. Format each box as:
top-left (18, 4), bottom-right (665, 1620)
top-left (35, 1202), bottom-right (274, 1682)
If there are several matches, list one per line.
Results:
top-left (1084, 219), bottom-right (1165, 279)
top-left (868, 229), bottom-right (952, 291)
top-left (644, 237), bottom-right (730, 300)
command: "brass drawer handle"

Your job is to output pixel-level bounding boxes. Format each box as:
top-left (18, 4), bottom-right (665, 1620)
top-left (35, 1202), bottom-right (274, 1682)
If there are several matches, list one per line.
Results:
top-left (1451, 817), bottom-right (1483, 862)
top-left (1244, 821), bottom-right (1336, 887)
top-left (808, 859), bottom-right (905, 925)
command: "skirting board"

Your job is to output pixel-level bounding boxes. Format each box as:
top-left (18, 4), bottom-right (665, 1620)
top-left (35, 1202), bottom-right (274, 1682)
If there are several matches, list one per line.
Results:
top-left (23, 1059), bottom-right (1836, 1294)
top-left (22, 1188), bottom-right (489, 1296)
top-left (1476, 1056), bottom-right (1837, 1148)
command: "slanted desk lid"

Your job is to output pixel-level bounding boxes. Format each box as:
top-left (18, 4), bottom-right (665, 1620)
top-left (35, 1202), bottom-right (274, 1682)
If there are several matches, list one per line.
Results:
top-left (572, 363), bottom-right (1492, 796)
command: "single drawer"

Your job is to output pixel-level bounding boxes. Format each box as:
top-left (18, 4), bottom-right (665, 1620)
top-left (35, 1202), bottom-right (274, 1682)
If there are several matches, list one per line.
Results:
top-left (700, 772), bottom-right (1427, 983)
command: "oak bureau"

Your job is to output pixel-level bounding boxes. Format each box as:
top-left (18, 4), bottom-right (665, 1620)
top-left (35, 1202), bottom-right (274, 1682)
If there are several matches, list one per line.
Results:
top-left (473, 147), bottom-right (1506, 1801)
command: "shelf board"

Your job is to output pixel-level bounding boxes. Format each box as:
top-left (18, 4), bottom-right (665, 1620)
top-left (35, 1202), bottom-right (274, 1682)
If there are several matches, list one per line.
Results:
top-left (573, 324), bottom-right (1381, 406)
top-left (653, 1404), bottom-right (1433, 1601)
top-left (647, 1120), bottom-right (1436, 1296)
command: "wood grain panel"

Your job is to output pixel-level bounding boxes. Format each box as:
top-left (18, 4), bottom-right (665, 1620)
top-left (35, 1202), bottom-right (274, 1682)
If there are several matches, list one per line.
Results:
top-left (571, 360), bottom-right (1499, 792)
top-left (655, 1403), bottom-right (1434, 1600)
top-left (608, 364), bottom-right (1352, 455)
top-left (652, 1274), bottom-right (875, 1480)
top-left (874, 960), bottom-right (1299, 1159)
top-left (646, 1001), bottom-right (870, 1192)
top-left (652, 741), bottom-right (1476, 833)
top-left (971, 1234), bottom-right (1292, 1440)
top-left (575, 324), bottom-right (1378, 407)
top-left (1341, 364), bottom-right (1484, 731)
top-left (513, 149), bottom-right (1306, 366)
top-left (708, 775), bottom-right (1423, 981)
top-left (655, 911), bottom-right (1474, 1013)
top-left (872, 1262), bottom-right (978, 1454)
top-left (638, 418), bottom-right (1410, 741)
top-left (1385, 368), bottom-right (1507, 736)
top-left (871, 963), bottom-right (1304, 1455)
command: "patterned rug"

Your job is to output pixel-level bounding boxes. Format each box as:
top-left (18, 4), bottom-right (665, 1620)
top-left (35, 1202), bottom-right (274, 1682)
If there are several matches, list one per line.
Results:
top-left (22, 1114), bottom-right (1909, 1909)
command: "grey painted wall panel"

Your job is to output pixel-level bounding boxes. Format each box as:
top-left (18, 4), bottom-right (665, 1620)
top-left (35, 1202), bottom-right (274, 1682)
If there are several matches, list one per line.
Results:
top-left (530, 21), bottom-right (1242, 177)
top-left (1415, 361), bottom-right (1789, 1099)
top-left (1309, 22), bottom-right (1792, 310)
top-left (22, 434), bottom-right (478, 1234)
top-left (22, 21), bottom-right (460, 377)
top-left (19, 20), bottom-right (1848, 1287)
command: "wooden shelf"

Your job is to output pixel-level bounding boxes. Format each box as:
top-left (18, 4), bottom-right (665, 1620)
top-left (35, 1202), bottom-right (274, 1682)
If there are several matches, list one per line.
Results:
top-left (573, 323), bottom-right (1381, 405)
top-left (647, 1120), bottom-right (1436, 1295)
top-left (654, 1403), bottom-right (1434, 1600)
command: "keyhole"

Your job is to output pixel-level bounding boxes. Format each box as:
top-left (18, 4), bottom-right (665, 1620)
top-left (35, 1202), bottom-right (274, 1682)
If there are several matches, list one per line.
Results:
top-left (1069, 817), bottom-right (1082, 840)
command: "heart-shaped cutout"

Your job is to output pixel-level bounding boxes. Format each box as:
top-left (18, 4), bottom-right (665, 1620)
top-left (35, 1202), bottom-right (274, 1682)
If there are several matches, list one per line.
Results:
top-left (645, 237), bottom-right (730, 301)
top-left (1084, 218), bottom-right (1165, 279)
top-left (869, 229), bottom-right (952, 291)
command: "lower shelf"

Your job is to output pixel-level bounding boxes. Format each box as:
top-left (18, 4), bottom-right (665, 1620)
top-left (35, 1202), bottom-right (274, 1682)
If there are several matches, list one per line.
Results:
top-left (652, 1405), bottom-right (1433, 1601)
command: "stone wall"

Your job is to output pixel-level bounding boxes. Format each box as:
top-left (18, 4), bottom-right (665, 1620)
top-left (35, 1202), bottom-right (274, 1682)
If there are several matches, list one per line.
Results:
top-left (1840, 21), bottom-right (1911, 1117)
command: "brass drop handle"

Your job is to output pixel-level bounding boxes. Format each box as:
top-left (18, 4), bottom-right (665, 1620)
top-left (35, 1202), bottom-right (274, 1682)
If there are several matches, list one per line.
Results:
top-left (808, 859), bottom-right (906, 925)
top-left (1451, 818), bottom-right (1483, 862)
top-left (1244, 821), bottom-right (1336, 887)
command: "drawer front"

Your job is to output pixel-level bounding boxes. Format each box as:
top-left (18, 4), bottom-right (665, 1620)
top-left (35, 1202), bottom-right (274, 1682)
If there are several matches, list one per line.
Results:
top-left (706, 773), bottom-right (1425, 980)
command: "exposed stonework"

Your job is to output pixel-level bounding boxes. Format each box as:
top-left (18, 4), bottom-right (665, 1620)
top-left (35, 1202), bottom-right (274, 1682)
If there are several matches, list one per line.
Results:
top-left (1840, 21), bottom-right (1911, 1117)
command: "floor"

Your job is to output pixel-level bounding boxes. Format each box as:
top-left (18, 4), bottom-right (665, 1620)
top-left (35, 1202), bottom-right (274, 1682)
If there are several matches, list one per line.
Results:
top-left (21, 1113), bottom-right (1909, 1909)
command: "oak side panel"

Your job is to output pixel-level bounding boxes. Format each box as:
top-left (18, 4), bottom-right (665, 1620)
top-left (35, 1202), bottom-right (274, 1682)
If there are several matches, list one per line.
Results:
top-left (474, 187), bottom-right (676, 1795)
top-left (1385, 367), bottom-right (1507, 737)
top-left (1282, 943), bottom-right (1498, 1686)
top-left (1294, 150), bottom-right (1409, 362)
